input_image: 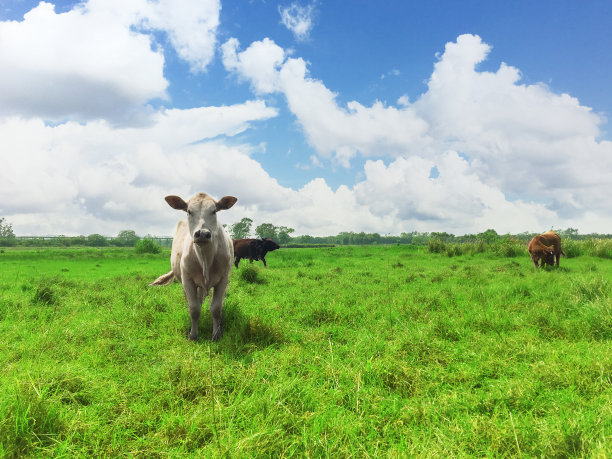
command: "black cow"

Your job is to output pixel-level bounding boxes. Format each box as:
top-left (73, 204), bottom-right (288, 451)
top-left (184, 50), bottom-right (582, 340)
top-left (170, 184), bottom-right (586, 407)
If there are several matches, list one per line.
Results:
top-left (233, 238), bottom-right (280, 268)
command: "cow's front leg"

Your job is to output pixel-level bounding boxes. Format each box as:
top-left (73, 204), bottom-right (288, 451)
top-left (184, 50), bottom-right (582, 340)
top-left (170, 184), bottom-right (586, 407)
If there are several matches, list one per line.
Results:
top-left (209, 277), bottom-right (228, 341)
top-left (182, 278), bottom-right (202, 341)
top-left (262, 256), bottom-right (267, 267)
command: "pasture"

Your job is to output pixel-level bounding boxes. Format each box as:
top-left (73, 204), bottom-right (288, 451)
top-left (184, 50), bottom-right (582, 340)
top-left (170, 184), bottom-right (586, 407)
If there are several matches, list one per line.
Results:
top-left (0, 245), bottom-right (610, 457)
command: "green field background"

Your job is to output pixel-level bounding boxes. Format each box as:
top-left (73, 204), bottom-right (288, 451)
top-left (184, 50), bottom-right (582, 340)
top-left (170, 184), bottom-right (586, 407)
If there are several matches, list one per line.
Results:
top-left (0, 246), bottom-right (610, 457)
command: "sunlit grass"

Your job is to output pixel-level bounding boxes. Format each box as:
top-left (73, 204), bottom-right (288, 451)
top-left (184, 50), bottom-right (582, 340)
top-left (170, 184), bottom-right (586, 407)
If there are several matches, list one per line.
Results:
top-left (0, 245), bottom-right (610, 456)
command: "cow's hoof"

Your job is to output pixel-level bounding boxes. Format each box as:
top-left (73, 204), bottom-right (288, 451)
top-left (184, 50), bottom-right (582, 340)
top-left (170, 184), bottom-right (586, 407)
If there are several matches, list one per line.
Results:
top-left (186, 330), bottom-right (198, 341)
top-left (211, 329), bottom-right (223, 341)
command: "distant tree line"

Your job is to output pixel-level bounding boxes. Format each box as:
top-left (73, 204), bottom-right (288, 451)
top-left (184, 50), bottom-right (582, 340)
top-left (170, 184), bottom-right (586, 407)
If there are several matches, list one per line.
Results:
top-left (1, 215), bottom-right (611, 248)
top-left (0, 225), bottom-right (171, 248)
top-left (227, 221), bottom-right (612, 247)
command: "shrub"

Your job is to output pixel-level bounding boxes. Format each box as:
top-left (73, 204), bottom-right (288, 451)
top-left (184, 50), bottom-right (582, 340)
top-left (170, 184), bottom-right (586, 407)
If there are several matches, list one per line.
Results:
top-left (494, 239), bottom-right (525, 257)
top-left (427, 238), bottom-right (446, 254)
top-left (240, 265), bottom-right (265, 284)
top-left (134, 238), bottom-right (161, 254)
top-left (445, 244), bottom-right (463, 257)
top-left (562, 239), bottom-right (582, 258)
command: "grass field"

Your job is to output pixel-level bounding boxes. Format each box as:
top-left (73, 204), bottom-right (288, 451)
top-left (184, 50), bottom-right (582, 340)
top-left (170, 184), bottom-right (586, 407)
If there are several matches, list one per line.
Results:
top-left (0, 245), bottom-right (610, 457)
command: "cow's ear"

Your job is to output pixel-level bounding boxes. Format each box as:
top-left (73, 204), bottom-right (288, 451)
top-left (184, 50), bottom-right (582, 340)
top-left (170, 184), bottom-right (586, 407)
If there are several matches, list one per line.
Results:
top-left (165, 195), bottom-right (188, 211)
top-left (216, 196), bottom-right (237, 211)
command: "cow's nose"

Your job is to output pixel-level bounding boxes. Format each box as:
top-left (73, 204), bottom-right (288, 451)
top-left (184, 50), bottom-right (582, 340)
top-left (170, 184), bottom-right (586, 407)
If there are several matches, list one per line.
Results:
top-left (194, 229), bottom-right (211, 240)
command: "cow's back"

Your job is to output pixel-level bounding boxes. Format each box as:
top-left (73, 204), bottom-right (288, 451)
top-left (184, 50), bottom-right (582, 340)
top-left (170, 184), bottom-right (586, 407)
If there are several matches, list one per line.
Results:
top-left (540, 231), bottom-right (561, 249)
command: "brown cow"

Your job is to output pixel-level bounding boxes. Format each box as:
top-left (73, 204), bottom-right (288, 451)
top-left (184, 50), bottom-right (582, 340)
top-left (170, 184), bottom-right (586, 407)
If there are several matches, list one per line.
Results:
top-left (233, 238), bottom-right (280, 268)
top-left (528, 231), bottom-right (565, 268)
top-left (150, 192), bottom-right (237, 341)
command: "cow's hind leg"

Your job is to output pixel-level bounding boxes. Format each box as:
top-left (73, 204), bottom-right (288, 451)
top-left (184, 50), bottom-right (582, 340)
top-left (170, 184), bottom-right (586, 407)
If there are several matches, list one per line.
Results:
top-left (209, 277), bottom-right (229, 341)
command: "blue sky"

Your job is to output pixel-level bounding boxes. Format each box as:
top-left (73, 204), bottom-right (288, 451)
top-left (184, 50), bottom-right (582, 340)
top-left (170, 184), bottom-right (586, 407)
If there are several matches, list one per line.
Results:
top-left (1, 0), bottom-right (611, 236)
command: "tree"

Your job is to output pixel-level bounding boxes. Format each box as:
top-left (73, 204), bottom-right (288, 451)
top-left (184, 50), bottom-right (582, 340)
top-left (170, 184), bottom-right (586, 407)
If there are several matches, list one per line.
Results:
top-left (560, 228), bottom-right (579, 240)
top-left (115, 229), bottom-right (140, 247)
top-left (229, 218), bottom-right (253, 239)
top-left (430, 231), bottom-right (455, 243)
top-left (0, 217), bottom-right (15, 238)
top-left (255, 223), bottom-right (277, 239)
top-left (276, 226), bottom-right (295, 244)
top-left (87, 234), bottom-right (108, 247)
top-left (477, 229), bottom-right (499, 244)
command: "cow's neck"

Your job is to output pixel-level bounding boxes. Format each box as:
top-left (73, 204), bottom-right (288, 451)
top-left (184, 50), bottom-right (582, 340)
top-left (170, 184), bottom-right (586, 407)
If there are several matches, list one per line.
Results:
top-left (193, 238), bottom-right (218, 290)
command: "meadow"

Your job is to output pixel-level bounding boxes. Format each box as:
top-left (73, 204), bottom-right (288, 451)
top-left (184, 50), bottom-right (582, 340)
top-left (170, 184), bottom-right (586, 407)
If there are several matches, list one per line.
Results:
top-left (0, 244), bottom-right (610, 457)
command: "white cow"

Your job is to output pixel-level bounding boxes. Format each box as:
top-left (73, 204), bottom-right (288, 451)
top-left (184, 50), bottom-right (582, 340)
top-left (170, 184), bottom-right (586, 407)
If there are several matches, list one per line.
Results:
top-left (150, 192), bottom-right (237, 341)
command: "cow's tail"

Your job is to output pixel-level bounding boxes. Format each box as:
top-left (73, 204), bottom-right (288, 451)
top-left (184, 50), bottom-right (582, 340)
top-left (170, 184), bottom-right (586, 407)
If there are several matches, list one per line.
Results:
top-left (149, 271), bottom-right (175, 286)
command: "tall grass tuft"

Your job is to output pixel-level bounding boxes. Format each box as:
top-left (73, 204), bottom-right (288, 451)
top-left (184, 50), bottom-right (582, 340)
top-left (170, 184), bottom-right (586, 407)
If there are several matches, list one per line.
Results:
top-left (33, 280), bottom-right (57, 306)
top-left (0, 380), bottom-right (66, 457)
top-left (239, 265), bottom-right (265, 284)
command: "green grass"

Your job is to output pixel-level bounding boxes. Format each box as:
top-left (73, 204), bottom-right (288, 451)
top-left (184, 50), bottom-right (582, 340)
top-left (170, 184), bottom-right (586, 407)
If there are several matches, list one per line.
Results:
top-left (0, 245), bottom-right (610, 457)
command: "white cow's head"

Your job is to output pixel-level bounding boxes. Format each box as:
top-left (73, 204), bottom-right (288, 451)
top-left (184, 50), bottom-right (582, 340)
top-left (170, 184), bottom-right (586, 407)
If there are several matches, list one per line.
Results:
top-left (165, 193), bottom-right (237, 245)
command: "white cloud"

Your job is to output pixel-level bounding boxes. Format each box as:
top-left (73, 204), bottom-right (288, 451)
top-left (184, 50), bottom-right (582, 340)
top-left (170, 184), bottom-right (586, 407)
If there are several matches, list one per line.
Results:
top-left (353, 152), bottom-right (560, 234)
top-left (381, 69), bottom-right (400, 79)
top-left (222, 40), bottom-right (433, 166)
top-left (279, 2), bottom-right (315, 41)
top-left (138, 0), bottom-right (221, 72)
top-left (222, 34), bottom-right (612, 230)
top-left (221, 38), bottom-right (286, 95)
top-left (0, 2), bottom-right (167, 124)
top-left (0, 100), bottom-right (278, 235)
top-left (279, 57), bottom-right (433, 166)
top-left (413, 34), bottom-right (612, 219)
top-left (0, 0), bottom-right (221, 124)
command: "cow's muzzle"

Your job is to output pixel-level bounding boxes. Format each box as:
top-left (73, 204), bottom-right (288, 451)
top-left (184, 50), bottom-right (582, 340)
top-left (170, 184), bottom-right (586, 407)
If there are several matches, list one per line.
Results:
top-left (194, 229), bottom-right (212, 244)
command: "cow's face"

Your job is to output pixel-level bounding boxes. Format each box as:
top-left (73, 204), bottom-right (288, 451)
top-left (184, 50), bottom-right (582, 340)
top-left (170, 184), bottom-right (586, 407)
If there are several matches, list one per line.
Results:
top-left (263, 238), bottom-right (280, 251)
top-left (531, 249), bottom-right (553, 267)
top-left (165, 193), bottom-right (237, 246)
top-left (543, 250), bottom-right (555, 266)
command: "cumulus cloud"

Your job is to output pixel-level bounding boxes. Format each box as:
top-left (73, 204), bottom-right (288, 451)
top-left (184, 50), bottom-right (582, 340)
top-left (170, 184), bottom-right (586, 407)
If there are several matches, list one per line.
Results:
top-left (222, 33), bottom-right (612, 230)
top-left (279, 2), bottom-right (315, 41)
top-left (0, 0), bottom-right (220, 124)
top-left (221, 38), bottom-right (286, 95)
top-left (222, 39), bottom-right (433, 166)
top-left (353, 152), bottom-right (559, 234)
top-left (138, 0), bottom-right (221, 72)
top-left (416, 34), bottom-right (608, 192)
top-left (0, 100), bottom-right (278, 235)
